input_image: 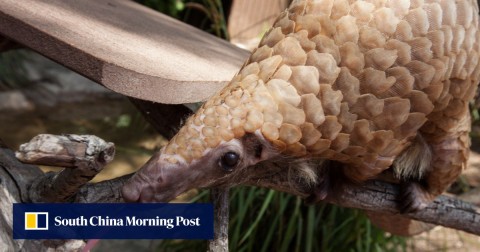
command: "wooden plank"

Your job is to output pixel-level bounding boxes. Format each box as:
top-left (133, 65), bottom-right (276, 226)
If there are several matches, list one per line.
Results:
top-left (0, 0), bottom-right (249, 104)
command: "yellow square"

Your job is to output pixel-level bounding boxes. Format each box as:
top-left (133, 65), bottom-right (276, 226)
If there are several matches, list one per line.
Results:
top-left (26, 213), bottom-right (37, 229)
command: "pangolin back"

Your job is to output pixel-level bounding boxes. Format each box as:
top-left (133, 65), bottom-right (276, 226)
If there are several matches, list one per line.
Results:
top-left (122, 0), bottom-right (480, 236)
top-left (163, 0), bottom-right (480, 183)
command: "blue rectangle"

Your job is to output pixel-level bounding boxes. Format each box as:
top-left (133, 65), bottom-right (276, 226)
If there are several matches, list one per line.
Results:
top-left (13, 203), bottom-right (213, 239)
top-left (37, 214), bottom-right (47, 228)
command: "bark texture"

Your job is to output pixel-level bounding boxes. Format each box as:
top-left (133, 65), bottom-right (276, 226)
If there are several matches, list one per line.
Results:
top-left (208, 188), bottom-right (230, 252)
top-left (325, 180), bottom-right (480, 235)
top-left (1, 133), bottom-right (480, 252)
top-left (0, 135), bottom-right (124, 251)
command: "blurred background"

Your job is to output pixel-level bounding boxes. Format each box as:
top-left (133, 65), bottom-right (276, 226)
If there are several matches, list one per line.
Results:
top-left (1, 0), bottom-right (480, 251)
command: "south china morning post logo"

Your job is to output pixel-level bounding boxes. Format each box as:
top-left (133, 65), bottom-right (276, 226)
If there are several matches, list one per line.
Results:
top-left (24, 212), bottom-right (48, 230)
top-left (13, 203), bottom-right (213, 239)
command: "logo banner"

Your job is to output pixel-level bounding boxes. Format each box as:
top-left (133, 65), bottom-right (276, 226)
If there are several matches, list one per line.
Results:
top-left (13, 203), bottom-right (213, 239)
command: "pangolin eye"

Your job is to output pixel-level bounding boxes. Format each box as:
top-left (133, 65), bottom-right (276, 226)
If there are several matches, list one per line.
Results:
top-left (220, 152), bottom-right (240, 172)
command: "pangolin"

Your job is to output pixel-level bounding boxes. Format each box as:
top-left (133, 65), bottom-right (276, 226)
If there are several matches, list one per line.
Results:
top-left (122, 0), bottom-right (480, 235)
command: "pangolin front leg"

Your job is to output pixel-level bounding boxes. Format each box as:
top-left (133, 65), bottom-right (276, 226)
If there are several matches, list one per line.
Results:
top-left (123, 0), bottom-right (480, 235)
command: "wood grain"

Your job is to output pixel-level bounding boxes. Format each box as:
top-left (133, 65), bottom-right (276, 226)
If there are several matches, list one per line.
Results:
top-left (0, 0), bottom-right (249, 104)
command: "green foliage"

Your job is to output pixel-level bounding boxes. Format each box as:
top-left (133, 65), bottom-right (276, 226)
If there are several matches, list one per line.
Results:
top-left (157, 187), bottom-right (406, 251)
top-left (134, 0), bottom-right (185, 18)
top-left (470, 100), bottom-right (480, 138)
top-left (137, 0), bottom-right (229, 39)
top-left (182, 0), bottom-right (229, 39)
top-left (228, 187), bottom-right (405, 252)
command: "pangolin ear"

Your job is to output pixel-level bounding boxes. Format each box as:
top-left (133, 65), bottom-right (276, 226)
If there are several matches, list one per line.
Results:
top-left (242, 133), bottom-right (278, 165)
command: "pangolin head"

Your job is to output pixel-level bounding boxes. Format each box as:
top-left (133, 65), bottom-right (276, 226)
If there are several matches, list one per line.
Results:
top-left (122, 8), bottom-right (336, 202)
top-left (122, 47), bottom-right (330, 202)
top-left (122, 0), bottom-right (480, 202)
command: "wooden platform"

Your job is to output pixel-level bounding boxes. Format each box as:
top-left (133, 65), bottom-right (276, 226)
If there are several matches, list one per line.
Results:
top-left (0, 0), bottom-right (249, 104)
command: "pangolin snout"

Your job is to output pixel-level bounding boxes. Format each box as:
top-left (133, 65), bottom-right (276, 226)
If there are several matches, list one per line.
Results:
top-left (122, 152), bottom-right (190, 203)
top-left (122, 172), bottom-right (155, 202)
top-left (122, 147), bottom-right (229, 202)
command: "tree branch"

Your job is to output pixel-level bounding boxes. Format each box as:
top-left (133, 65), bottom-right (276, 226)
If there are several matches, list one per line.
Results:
top-left (324, 180), bottom-right (480, 235)
top-left (16, 134), bottom-right (115, 202)
top-left (6, 134), bottom-right (480, 238)
top-left (209, 188), bottom-right (230, 252)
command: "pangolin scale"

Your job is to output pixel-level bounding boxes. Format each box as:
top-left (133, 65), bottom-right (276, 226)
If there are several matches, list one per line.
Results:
top-left (123, 0), bottom-right (480, 236)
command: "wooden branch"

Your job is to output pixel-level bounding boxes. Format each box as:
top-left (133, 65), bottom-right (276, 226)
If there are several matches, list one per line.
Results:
top-left (6, 133), bottom-right (480, 238)
top-left (324, 180), bottom-right (480, 235)
top-left (245, 162), bottom-right (480, 236)
top-left (16, 134), bottom-right (115, 202)
top-left (0, 140), bottom-right (84, 251)
top-left (1, 134), bottom-right (127, 250)
top-left (209, 188), bottom-right (230, 252)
